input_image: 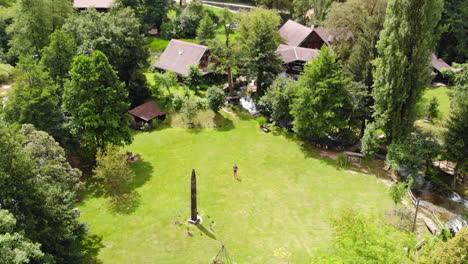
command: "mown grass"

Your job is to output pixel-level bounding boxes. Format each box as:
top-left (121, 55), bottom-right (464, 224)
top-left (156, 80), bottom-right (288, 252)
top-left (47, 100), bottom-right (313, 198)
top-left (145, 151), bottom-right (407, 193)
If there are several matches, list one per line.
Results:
top-left (79, 112), bottom-right (393, 264)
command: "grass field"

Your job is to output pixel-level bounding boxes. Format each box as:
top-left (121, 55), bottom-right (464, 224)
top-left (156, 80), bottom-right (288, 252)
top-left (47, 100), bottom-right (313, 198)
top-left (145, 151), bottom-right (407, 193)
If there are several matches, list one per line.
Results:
top-left (79, 111), bottom-right (393, 264)
top-left (421, 86), bottom-right (451, 120)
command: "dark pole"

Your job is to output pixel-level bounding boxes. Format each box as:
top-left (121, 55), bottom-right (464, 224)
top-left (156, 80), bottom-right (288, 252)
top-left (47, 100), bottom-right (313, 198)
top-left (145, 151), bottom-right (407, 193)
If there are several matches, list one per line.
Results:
top-left (189, 169), bottom-right (199, 224)
top-left (412, 199), bottom-right (420, 233)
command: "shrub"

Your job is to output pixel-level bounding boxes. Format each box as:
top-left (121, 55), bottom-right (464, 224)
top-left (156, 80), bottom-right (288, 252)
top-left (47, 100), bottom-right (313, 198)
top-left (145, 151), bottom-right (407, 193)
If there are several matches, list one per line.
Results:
top-left (206, 86), bottom-right (225, 112)
top-left (0, 63), bottom-right (14, 83)
top-left (337, 153), bottom-right (346, 167)
top-left (426, 97), bottom-right (439, 120)
top-left (361, 122), bottom-right (379, 158)
top-left (257, 116), bottom-right (267, 128)
top-left (389, 182), bottom-right (407, 206)
top-left (172, 93), bottom-right (186, 111)
top-left (194, 96), bottom-right (208, 110)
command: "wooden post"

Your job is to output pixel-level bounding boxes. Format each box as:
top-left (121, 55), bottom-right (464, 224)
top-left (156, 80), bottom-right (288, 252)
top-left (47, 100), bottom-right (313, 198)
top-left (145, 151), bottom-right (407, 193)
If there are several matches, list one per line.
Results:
top-left (412, 199), bottom-right (420, 233)
top-left (188, 169), bottom-right (200, 225)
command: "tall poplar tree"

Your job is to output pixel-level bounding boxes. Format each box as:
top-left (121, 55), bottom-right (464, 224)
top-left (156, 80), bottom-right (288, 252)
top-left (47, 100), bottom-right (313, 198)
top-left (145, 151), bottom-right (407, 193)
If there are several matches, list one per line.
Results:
top-left (63, 51), bottom-right (132, 159)
top-left (371, 0), bottom-right (443, 143)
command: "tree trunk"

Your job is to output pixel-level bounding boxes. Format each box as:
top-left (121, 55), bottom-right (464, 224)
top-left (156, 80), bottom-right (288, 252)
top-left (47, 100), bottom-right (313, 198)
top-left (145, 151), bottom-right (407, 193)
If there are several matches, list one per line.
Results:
top-left (227, 66), bottom-right (234, 93)
top-left (451, 163), bottom-right (459, 189)
top-left (359, 118), bottom-right (366, 138)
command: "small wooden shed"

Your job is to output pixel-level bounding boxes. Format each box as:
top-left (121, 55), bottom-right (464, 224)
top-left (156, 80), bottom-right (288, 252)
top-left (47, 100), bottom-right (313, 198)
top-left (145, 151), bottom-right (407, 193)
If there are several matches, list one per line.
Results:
top-left (128, 101), bottom-right (166, 129)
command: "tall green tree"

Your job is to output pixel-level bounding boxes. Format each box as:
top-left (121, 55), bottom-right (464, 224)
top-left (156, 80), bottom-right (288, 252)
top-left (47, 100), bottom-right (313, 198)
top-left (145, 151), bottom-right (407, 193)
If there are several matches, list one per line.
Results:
top-left (63, 8), bottom-right (150, 106)
top-left (206, 86), bottom-right (226, 113)
top-left (371, 0), bottom-right (443, 143)
top-left (208, 8), bottom-right (236, 92)
top-left (0, 123), bottom-right (93, 264)
top-left (237, 8), bottom-right (282, 96)
top-left (196, 14), bottom-right (216, 45)
top-left (3, 56), bottom-right (64, 139)
top-left (7, 0), bottom-right (73, 57)
top-left (63, 51), bottom-right (132, 159)
top-left (41, 29), bottom-right (77, 90)
top-left (291, 46), bottom-right (352, 142)
top-left (293, 0), bottom-right (336, 22)
top-left (259, 77), bottom-right (296, 126)
top-left (444, 87), bottom-right (468, 187)
top-left (435, 0), bottom-right (468, 63)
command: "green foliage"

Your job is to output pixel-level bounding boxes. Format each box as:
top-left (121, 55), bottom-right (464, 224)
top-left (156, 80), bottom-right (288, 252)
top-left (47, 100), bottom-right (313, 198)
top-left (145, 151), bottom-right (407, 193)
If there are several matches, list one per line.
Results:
top-left (117, 0), bottom-right (172, 31)
top-left (257, 116), bottom-right (267, 128)
top-left (0, 123), bottom-right (92, 264)
top-left (0, 209), bottom-right (45, 264)
top-left (63, 7), bottom-right (150, 105)
top-left (347, 80), bottom-right (373, 137)
top-left (336, 153), bottom-right (346, 167)
top-left (206, 85), bottom-right (225, 112)
top-left (237, 7), bottom-right (282, 95)
top-left (3, 56), bottom-right (64, 139)
top-left (186, 64), bottom-right (203, 90)
top-left (0, 62), bottom-right (13, 82)
top-left (426, 96), bottom-right (439, 120)
top-left (94, 145), bottom-right (136, 199)
top-left (196, 14), bottom-right (216, 45)
top-left (153, 70), bottom-right (178, 97)
top-left (7, 0), bottom-right (73, 57)
top-left (386, 133), bottom-right (441, 172)
top-left (389, 182), bottom-right (406, 206)
top-left (327, 0), bottom-right (386, 87)
top-left (41, 29), bottom-right (77, 89)
top-left (259, 77), bottom-right (296, 126)
top-left (435, 0), bottom-right (468, 63)
top-left (293, 0), bottom-right (336, 22)
top-left (291, 46), bottom-right (352, 142)
top-left (181, 96), bottom-right (200, 125)
top-left (444, 82), bottom-right (468, 181)
top-left (311, 208), bottom-right (416, 264)
top-left (361, 122), bottom-right (379, 158)
top-left (372, 0), bottom-right (443, 143)
top-left (63, 51), bottom-right (132, 159)
top-left (418, 227), bottom-right (468, 264)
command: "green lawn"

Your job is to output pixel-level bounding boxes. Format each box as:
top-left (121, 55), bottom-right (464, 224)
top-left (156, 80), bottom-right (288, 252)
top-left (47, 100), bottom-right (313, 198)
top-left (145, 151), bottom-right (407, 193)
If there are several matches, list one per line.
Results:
top-left (421, 86), bottom-right (451, 121)
top-left (79, 112), bottom-right (393, 264)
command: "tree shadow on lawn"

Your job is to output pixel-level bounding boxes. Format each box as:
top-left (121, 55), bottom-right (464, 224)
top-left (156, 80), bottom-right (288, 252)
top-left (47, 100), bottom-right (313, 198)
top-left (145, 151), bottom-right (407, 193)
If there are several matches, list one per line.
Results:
top-left (196, 224), bottom-right (217, 240)
top-left (214, 112), bottom-right (235, 131)
top-left (230, 106), bottom-right (255, 120)
top-left (79, 160), bottom-right (153, 214)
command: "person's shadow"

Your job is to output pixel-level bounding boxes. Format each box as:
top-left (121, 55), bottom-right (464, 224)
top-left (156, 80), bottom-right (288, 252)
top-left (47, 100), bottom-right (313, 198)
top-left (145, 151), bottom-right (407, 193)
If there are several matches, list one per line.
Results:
top-left (197, 224), bottom-right (217, 240)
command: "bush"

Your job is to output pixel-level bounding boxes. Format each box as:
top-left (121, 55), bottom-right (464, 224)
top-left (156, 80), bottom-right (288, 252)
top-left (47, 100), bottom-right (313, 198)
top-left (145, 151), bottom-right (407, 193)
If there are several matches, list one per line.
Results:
top-left (426, 97), bottom-right (439, 120)
top-left (361, 122), bottom-right (380, 158)
top-left (257, 116), bottom-right (267, 128)
top-left (0, 63), bottom-right (14, 83)
top-left (172, 93), bottom-right (186, 111)
top-left (206, 86), bottom-right (225, 112)
top-left (337, 154), bottom-right (346, 167)
top-left (194, 96), bottom-right (208, 110)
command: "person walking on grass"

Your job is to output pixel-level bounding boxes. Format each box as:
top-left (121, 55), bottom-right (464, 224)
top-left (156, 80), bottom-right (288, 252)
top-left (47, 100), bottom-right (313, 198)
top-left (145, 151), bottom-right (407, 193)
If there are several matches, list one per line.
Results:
top-left (233, 165), bottom-right (238, 179)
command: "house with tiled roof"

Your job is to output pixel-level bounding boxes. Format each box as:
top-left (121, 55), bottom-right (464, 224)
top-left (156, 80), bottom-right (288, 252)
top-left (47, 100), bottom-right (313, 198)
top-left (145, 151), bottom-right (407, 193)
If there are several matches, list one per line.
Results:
top-left (73, 0), bottom-right (114, 11)
top-left (154, 39), bottom-right (215, 76)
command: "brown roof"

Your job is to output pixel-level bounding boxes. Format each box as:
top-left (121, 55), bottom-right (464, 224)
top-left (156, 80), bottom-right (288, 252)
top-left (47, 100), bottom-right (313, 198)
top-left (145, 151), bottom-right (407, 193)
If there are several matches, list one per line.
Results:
top-left (154, 39), bottom-right (208, 75)
top-left (431, 53), bottom-right (455, 73)
top-left (128, 101), bottom-right (166, 122)
top-left (277, 44), bottom-right (320, 63)
top-left (313, 27), bottom-right (333, 47)
top-left (279, 20), bottom-right (313, 47)
top-left (73, 0), bottom-right (114, 8)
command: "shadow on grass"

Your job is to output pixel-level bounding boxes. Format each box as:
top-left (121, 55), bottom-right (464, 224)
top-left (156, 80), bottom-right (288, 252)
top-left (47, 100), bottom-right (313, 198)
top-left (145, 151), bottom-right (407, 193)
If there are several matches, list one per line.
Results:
top-left (197, 224), bottom-right (217, 240)
top-left (230, 106), bottom-right (255, 120)
top-left (83, 234), bottom-right (105, 264)
top-left (130, 160), bottom-right (154, 189)
top-left (107, 191), bottom-right (142, 215)
top-left (214, 112), bottom-right (235, 131)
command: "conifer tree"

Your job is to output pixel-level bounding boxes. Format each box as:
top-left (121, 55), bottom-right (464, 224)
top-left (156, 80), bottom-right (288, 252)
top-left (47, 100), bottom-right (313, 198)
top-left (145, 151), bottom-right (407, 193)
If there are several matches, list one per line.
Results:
top-left (372, 0), bottom-right (443, 143)
top-left (196, 14), bottom-right (216, 45)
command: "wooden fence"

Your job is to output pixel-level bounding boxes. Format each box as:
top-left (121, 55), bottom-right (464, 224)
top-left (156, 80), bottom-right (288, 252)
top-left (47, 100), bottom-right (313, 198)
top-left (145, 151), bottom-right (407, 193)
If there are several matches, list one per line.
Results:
top-left (408, 189), bottom-right (444, 229)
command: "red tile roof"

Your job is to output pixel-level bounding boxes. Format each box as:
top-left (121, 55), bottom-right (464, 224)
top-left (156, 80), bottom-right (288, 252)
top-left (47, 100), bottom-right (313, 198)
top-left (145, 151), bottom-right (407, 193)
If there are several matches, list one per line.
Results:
top-left (73, 0), bottom-right (114, 9)
top-left (154, 40), bottom-right (208, 75)
top-left (128, 101), bottom-right (166, 122)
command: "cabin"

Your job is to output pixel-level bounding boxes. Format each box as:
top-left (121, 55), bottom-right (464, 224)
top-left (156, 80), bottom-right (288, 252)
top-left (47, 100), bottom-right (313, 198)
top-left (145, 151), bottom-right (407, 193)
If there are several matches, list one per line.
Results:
top-left (154, 39), bottom-right (215, 76)
top-left (276, 44), bottom-right (320, 76)
top-left (279, 20), bottom-right (332, 50)
top-left (73, 0), bottom-right (114, 12)
top-left (277, 20), bottom-right (332, 76)
top-left (128, 101), bottom-right (166, 130)
top-left (431, 53), bottom-right (460, 83)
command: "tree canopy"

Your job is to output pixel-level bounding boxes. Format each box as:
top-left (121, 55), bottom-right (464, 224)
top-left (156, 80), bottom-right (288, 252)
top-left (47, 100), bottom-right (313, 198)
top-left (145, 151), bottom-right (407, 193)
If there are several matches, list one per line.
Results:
top-left (63, 51), bottom-right (132, 159)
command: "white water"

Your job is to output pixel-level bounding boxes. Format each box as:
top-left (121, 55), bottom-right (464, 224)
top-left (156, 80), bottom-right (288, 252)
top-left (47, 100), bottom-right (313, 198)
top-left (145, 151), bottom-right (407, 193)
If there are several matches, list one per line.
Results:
top-left (448, 191), bottom-right (468, 208)
top-left (240, 95), bottom-right (258, 115)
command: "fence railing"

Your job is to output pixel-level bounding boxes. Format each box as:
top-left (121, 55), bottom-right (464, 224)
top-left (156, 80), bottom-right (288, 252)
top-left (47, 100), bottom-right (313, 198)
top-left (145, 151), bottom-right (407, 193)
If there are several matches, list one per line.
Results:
top-left (408, 189), bottom-right (444, 229)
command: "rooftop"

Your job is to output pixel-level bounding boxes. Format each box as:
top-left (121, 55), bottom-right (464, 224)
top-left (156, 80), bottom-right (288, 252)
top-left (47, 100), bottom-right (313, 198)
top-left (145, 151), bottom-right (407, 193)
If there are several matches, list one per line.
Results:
top-left (129, 101), bottom-right (166, 122)
top-left (154, 39), bottom-right (208, 75)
